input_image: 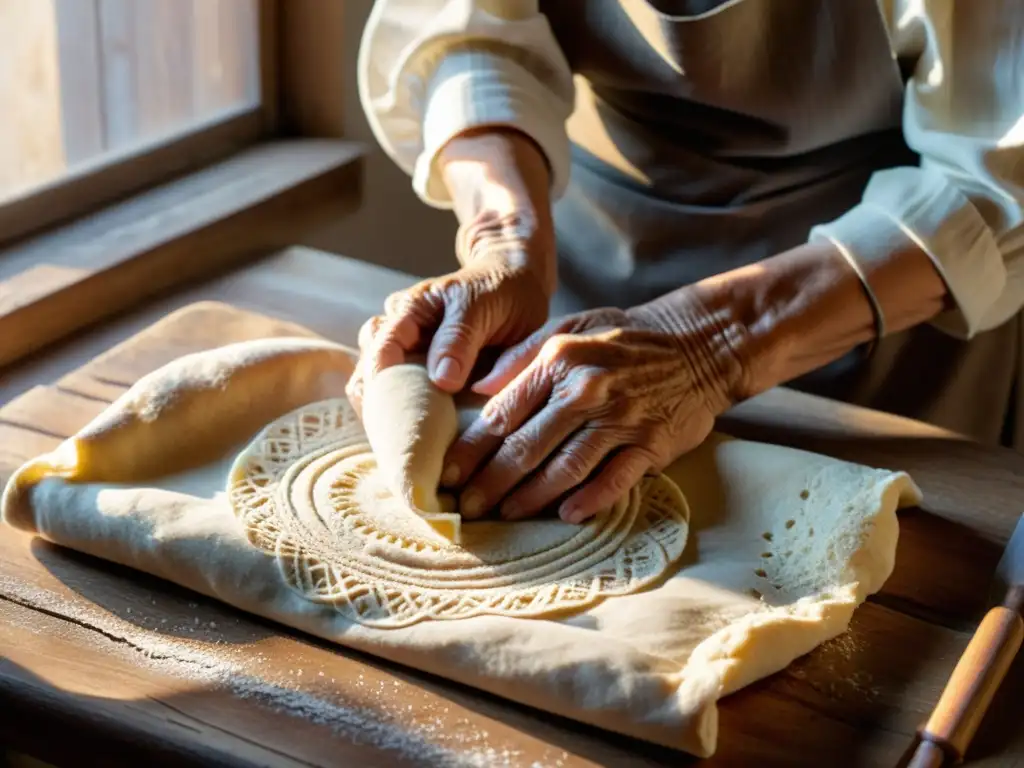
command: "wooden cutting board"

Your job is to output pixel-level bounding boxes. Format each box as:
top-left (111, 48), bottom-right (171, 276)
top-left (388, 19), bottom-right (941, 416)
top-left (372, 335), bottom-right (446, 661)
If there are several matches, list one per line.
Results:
top-left (1, 248), bottom-right (1023, 767)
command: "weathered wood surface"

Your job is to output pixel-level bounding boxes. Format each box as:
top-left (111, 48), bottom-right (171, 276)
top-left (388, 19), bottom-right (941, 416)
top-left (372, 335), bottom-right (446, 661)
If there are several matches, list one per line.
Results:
top-left (1, 247), bottom-right (1023, 767)
top-left (0, 140), bottom-right (363, 369)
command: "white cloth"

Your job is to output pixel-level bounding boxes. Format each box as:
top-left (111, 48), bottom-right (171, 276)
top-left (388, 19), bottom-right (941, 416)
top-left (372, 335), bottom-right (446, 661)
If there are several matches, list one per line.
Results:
top-left (1, 333), bottom-right (922, 758)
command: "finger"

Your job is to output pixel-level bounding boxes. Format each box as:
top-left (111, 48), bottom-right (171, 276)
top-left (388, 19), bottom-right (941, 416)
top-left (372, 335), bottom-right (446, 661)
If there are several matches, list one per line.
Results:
top-left (378, 286), bottom-right (444, 350)
top-left (363, 312), bottom-right (424, 378)
top-left (427, 302), bottom-right (487, 393)
top-left (471, 310), bottom-right (624, 396)
top-left (459, 400), bottom-right (588, 520)
top-left (559, 446), bottom-right (656, 524)
top-left (499, 426), bottom-right (622, 520)
top-left (384, 286), bottom-right (425, 318)
top-left (442, 361), bottom-right (553, 503)
top-left (356, 315), bottom-right (384, 353)
top-left (471, 325), bottom-right (551, 396)
top-left (358, 312), bottom-right (420, 355)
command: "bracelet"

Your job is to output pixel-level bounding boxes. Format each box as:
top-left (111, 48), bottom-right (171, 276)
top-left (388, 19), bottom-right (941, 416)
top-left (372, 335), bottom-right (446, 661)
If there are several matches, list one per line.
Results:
top-left (808, 229), bottom-right (889, 357)
top-left (839, 248), bottom-right (888, 358)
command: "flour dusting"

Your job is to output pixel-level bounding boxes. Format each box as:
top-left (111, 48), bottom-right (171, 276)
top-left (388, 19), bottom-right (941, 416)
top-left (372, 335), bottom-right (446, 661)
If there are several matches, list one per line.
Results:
top-left (0, 576), bottom-right (558, 767)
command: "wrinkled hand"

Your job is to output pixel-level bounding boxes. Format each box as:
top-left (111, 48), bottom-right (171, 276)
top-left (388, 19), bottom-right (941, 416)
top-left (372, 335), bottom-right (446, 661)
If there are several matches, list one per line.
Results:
top-left (346, 254), bottom-right (551, 416)
top-left (442, 305), bottom-right (742, 524)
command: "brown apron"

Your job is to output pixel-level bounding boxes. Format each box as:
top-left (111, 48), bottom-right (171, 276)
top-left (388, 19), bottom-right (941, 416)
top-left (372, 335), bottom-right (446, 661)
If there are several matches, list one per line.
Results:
top-left (539, 0), bottom-right (1021, 447)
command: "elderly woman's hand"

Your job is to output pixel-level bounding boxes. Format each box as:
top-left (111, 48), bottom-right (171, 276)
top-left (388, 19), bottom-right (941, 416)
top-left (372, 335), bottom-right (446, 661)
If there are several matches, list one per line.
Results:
top-left (345, 244), bottom-right (552, 416)
top-left (442, 301), bottom-right (747, 524)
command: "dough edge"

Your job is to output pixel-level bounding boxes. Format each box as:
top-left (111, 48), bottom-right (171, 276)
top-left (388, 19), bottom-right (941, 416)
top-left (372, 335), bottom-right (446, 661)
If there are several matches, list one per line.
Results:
top-left (0, 336), bottom-right (923, 758)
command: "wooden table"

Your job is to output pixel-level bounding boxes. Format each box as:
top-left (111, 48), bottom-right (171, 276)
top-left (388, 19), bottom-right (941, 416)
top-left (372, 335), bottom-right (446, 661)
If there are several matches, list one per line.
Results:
top-left (2, 246), bottom-right (1024, 768)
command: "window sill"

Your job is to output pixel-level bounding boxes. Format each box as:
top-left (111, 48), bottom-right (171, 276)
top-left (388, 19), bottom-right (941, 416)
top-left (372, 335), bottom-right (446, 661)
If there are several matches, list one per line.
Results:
top-left (0, 138), bottom-right (364, 369)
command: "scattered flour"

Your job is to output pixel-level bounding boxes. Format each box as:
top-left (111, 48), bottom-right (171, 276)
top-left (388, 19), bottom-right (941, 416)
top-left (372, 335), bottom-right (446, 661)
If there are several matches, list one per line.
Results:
top-left (0, 576), bottom-right (561, 767)
top-left (823, 629), bottom-right (863, 660)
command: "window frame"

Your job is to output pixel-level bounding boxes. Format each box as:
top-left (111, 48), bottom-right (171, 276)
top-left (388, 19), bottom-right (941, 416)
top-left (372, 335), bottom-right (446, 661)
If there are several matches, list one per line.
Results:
top-left (0, 0), bottom-right (362, 371)
top-left (0, 0), bottom-right (283, 249)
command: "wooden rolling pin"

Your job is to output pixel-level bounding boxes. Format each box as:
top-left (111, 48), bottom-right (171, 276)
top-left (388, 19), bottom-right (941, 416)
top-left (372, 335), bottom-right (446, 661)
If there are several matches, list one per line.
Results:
top-left (907, 513), bottom-right (1024, 768)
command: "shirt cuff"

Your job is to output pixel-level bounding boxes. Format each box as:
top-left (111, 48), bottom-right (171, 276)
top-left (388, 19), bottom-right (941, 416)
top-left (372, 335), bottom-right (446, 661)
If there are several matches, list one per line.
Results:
top-left (413, 49), bottom-right (572, 209)
top-left (809, 166), bottom-right (1008, 339)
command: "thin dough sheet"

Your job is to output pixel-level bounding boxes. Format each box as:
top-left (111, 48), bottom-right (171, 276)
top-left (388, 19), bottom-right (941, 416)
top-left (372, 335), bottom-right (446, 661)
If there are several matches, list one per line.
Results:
top-left (0, 337), bottom-right (921, 758)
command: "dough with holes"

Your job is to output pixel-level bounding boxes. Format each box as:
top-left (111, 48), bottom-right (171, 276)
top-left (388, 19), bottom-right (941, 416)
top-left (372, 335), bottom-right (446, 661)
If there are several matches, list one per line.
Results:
top-left (0, 330), bottom-right (921, 758)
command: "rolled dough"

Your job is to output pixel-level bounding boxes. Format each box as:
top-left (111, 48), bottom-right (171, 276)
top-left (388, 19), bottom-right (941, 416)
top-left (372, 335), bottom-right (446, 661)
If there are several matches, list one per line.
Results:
top-left (0, 334), bottom-right (922, 758)
top-left (359, 362), bottom-right (464, 542)
top-left (227, 397), bottom-right (689, 627)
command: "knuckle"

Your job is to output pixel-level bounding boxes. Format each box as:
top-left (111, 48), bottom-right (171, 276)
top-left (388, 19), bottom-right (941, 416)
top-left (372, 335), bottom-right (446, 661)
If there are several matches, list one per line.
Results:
top-left (434, 317), bottom-right (477, 349)
top-left (500, 430), bottom-right (538, 471)
top-left (386, 284), bottom-right (436, 322)
top-left (384, 289), bottom-right (411, 316)
top-left (606, 466), bottom-right (636, 495)
top-left (440, 278), bottom-right (471, 304)
top-left (552, 449), bottom-right (594, 483)
top-left (540, 334), bottom-right (578, 369)
top-left (558, 367), bottom-right (610, 411)
top-left (482, 398), bottom-right (515, 436)
top-left (544, 428), bottom-right (602, 482)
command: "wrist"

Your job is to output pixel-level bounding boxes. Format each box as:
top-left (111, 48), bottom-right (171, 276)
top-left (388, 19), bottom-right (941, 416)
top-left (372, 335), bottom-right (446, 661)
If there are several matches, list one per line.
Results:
top-left (440, 128), bottom-right (552, 224)
top-left (441, 128), bottom-right (558, 299)
top-left (662, 243), bottom-right (868, 403)
top-left (668, 240), bottom-right (946, 402)
top-left (456, 209), bottom-right (558, 299)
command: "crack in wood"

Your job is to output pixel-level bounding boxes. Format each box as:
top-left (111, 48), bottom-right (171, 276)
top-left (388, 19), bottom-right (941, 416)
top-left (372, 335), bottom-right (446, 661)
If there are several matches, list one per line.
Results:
top-left (142, 697), bottom-right (205, 734)
top-left (144, 696), bottom-right (323, 768)
top-left (89, 374), bottom-right (135, 389)
top-left (0, 417), bottom-right (68, 442)
top-left (54, 383), bottom-right (113, 405)
top-left (0, 591), bottom-right (140, 649)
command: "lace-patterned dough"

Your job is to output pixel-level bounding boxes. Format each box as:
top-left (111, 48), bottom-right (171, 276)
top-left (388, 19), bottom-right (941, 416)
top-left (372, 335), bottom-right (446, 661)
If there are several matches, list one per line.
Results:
top-left (227, 397), bottom-right (690, 628)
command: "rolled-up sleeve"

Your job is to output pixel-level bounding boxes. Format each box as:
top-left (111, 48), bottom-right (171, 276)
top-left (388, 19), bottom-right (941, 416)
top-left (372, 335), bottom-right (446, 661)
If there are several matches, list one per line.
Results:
top-left (809, 0), bottom-right (1024, 339)
top-left (357, 0), bottom-right (576, 209)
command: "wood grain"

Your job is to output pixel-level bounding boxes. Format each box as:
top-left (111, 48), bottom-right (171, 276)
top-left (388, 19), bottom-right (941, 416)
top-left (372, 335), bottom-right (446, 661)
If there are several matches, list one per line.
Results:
top-left (0, 140), bottom-right (363, 369)
top-left (0, 0), bottom-right (274, 247)
top-left (1, 248), bottom-right (1024, 766)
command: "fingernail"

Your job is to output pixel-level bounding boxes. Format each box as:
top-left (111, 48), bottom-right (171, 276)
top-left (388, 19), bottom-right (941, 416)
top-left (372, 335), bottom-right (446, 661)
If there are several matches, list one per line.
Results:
top-left (561, 505), bottom-right (588, 525)
top-left (434, 357), bottom-right (461, 384)
top-left (461, 489), bottom-right (485, 518)
top-left (441, 462), bottom-right (460, 487)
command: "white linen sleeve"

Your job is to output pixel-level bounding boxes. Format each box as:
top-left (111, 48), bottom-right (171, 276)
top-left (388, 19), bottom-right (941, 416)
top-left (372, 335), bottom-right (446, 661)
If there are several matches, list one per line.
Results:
top-left (809, 0), bottom-right (1024, 339)
top-left (356, 0), bottom-right (576, 209)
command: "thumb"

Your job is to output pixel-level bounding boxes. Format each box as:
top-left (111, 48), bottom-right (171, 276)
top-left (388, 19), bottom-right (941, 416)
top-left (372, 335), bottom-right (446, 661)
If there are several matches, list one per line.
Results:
top-left (427, 302), bottom-right (488, 392)
top-left (471, 327), bottom-right (548, 396)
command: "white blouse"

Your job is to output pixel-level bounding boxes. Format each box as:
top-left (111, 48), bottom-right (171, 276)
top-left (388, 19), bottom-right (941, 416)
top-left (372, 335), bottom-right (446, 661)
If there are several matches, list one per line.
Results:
top-left (357, 0), bottom-right (1024, 340)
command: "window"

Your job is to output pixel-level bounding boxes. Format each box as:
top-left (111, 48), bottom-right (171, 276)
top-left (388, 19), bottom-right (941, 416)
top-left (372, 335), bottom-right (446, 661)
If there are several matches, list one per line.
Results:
top-left (0, 0), bottom-right (269, 238)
